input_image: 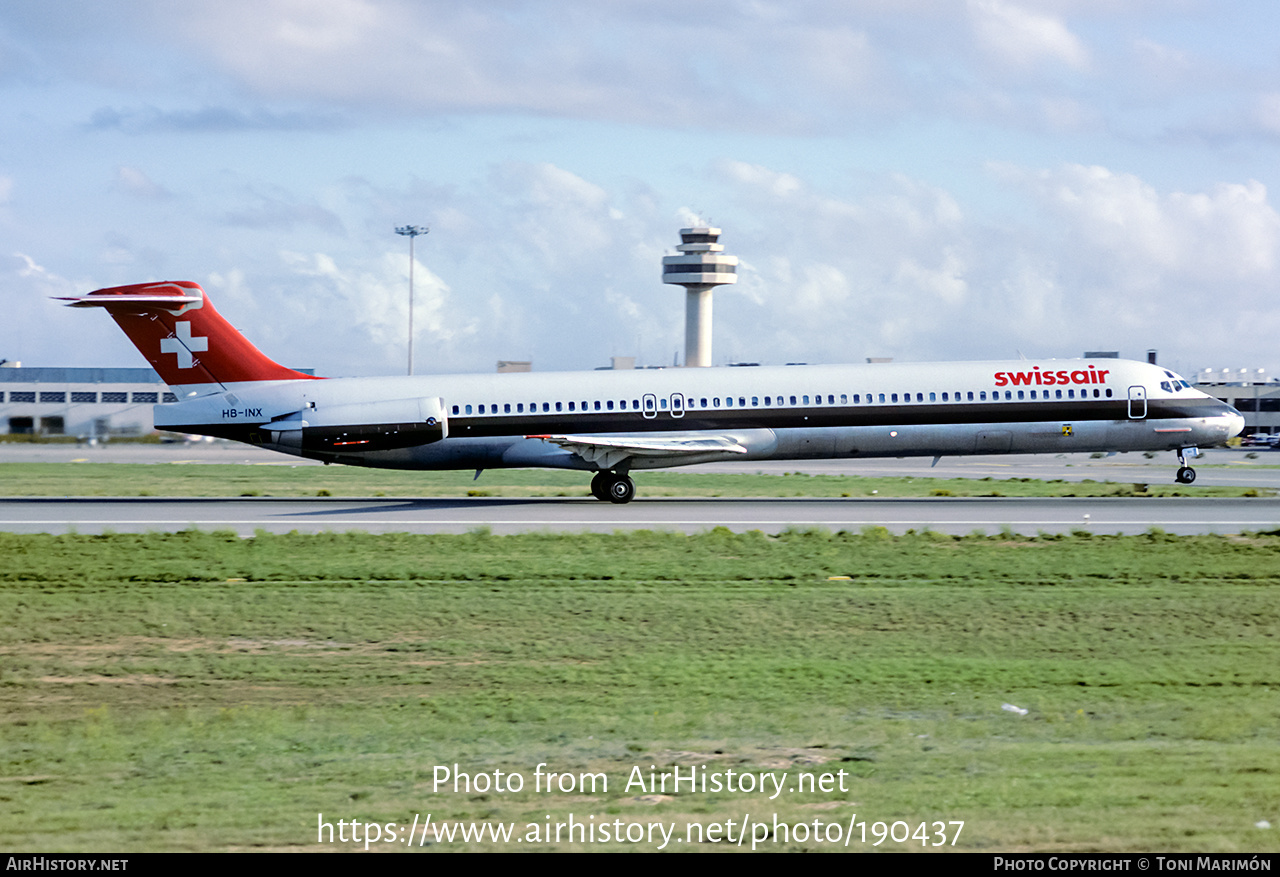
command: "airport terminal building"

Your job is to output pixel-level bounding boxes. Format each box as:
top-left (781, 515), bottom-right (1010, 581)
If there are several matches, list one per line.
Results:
top-left (1, 366), bottom-right (177, 438)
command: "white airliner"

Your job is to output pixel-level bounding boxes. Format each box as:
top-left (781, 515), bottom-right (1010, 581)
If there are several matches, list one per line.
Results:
top-left (61, 280), bottom-right (1244, 502)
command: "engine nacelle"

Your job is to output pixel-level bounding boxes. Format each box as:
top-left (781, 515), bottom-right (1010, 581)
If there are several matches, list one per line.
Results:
top-left (269, 396), bottom-right (448, 453)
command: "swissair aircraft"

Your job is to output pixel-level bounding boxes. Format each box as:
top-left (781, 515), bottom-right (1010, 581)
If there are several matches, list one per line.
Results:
top-left (62, 280), bottom-right (1245, 502)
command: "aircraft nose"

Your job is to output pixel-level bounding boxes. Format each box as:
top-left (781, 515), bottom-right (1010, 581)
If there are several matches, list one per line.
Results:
top-left (1227, 411), bottom-right (1245, 439)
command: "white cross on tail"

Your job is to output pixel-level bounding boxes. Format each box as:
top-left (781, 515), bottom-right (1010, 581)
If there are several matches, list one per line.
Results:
top-left (159, 321), bottom-right (208, 368)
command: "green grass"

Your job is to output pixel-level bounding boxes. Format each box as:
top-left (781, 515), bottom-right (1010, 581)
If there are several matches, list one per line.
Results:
top-left (2, 529), bottom-right (1278, 851)
top-left (0, 461), bottom-right (1272, 498)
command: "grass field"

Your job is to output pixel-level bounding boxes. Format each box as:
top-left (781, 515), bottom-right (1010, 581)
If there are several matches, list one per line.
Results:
top-left (2, 528), bottom-right (1278, 852)
top-left (0, 461), bottom-right (1272, 498)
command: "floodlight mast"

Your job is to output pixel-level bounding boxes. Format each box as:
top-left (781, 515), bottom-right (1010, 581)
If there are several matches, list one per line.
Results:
top-left (395, 225), bottom-right (429, 375)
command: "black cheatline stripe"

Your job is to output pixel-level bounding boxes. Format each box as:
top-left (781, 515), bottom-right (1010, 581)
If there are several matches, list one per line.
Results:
top-left (174, 397), bottom-right (1234, 446)
top-left (447, 398), bottom-right (1234, 438)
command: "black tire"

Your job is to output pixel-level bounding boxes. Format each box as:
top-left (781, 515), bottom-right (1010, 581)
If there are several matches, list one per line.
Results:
top-left (607, 475), bottom-right (636, 504)
top-left (590, 471), bottom-right (609, 501)
top-left (1176, 467), bottom-right (1196, 484)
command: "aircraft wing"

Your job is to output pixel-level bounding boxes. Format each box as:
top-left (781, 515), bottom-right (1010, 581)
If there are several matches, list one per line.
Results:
top-left (527, 433), bottom-right (748, 470)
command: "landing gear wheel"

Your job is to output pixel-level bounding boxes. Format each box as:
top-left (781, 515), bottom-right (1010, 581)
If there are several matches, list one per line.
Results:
top-left (606, 474), bottom-right (636, 504)
top-left (590, 471), bottom-right (609, 501)
top-left (1176, 467), bottom-right (1196, 484)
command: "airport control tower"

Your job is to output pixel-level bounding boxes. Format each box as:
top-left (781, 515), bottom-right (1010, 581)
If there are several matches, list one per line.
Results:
top-left (662, 227), bottom-right (738, 367)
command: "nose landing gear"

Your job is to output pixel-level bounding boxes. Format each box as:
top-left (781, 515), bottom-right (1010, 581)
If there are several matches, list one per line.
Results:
top-left (1175, 448), bottom-right (1197, 484)
top-left (590, 470), bottom-right (636, 503)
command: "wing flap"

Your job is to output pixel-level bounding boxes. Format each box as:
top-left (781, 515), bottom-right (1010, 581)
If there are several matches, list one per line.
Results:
top-left (528, 433), bottom-right (748, 469)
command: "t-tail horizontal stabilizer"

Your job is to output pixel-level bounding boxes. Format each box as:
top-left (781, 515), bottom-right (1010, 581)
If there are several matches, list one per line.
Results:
top-left (57, 281), bottom-right (320, 394)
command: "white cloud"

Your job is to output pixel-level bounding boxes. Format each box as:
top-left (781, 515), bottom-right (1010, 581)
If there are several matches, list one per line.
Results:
top-left (967, 0), bottom-right (1090, 70)
top-left (979, 162), bottom-right (1280, 364)
top-left (894, 248), bottom-right (968, 305)
top-left (114, 166), bottom-right (172, 199)
top-left (1022, 164), bottom-right (1280, 281)
top-left (719, 160), bottom-right (805, 199)
top-left (1133, 37), bottom-right (1192, 79)
top-left (1254, 93), bottom-right (1280, 137)
top-left (13, 252), bottom-right (71, 290)
top-left (279, 248), bottom-right (460, 353)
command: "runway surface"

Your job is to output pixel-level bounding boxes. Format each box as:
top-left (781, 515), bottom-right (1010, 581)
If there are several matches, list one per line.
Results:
top-left (4, 441), bottom-right (1279, 486)
top-left (4, 495), bottom-right (1279, 536)
top-left (4, 442), bottom-right (1279, 536)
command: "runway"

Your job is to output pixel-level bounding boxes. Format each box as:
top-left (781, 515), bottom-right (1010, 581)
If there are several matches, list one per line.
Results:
top-left (4, 495), bottom-right (1279, 536)
top-left (4, 441), bottom-right (1279, 485)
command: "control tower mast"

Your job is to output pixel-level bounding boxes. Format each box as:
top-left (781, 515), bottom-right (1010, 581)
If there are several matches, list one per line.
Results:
top-left (661, 227), bottom-right (738, 367)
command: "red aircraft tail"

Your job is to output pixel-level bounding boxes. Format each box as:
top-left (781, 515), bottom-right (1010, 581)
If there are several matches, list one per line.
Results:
top-left (59, 281), bottom-right (320, 389)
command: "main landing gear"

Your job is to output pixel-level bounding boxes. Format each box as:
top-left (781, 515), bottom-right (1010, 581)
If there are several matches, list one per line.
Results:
top-left (591, 470), bottom-right (636, 504)
top-left (1175, 448), bottom-right (1197, 484)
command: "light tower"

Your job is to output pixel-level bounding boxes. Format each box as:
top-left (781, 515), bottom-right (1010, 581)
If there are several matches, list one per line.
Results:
top-left (395, 224), bottom-right (428, 376)
top-left (662, 227), bottom-right (737, 367)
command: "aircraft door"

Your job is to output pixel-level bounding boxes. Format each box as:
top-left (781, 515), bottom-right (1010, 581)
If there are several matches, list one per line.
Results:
top-left (642, 393), bottom-right (657, 419)
top-left (670, 393), bottom-right (685, 419)
top-left (1127, 385), bottom-right (1147, 420)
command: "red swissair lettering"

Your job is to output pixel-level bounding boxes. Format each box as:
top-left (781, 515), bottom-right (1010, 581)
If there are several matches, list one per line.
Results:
top-left (994, 366), bottom-right (1110, 388)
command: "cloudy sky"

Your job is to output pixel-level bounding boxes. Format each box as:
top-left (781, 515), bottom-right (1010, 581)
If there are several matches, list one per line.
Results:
top-left (3, 1), bottom-right (1279, 380)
